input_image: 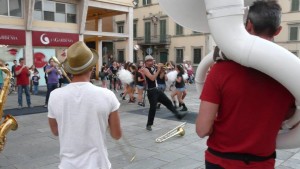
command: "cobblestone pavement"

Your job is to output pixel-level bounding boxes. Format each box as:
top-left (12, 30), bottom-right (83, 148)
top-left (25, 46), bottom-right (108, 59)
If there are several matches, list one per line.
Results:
top-left (1, 82), bottom-right (300, 169)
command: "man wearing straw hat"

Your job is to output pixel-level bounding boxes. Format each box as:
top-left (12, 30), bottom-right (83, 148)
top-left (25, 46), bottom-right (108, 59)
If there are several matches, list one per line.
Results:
top-left (48, 41), bottom-right (122, 169)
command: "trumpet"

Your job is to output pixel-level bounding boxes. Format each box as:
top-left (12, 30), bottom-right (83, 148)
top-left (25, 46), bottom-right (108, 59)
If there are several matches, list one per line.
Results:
top-left (52, 56), bottom-right (71, 83)
top-left (156, 122), bottom-right (186, 143)
top-left (0, 67), bottom-right (18, 151)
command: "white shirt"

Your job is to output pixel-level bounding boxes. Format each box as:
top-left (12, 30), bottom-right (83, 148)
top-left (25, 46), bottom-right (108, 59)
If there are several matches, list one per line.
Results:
top-left (48, 82), bottom-right (120, 169)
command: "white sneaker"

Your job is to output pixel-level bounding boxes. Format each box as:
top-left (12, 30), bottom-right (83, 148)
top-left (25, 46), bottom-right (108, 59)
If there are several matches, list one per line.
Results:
top-left (44, 104), bottom-right (47, 108)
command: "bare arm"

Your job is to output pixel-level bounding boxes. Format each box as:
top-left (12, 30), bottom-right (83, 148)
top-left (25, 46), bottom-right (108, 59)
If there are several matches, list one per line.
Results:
top-left (142, 67), bottom-right (160, 81)
top-left (108, 111), bottom-right (122, 140)
top-left (48, 118), bottom-right (59, 136)
top-left (196, 101), bottom-right (219, 138)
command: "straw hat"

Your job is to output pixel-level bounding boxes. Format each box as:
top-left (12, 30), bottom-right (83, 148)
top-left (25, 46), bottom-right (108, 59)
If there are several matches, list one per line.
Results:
top-left (63, 41), bottom-right (99, 75)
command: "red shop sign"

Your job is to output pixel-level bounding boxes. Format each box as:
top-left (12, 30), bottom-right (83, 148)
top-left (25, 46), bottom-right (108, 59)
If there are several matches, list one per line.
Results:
top-left (0, 28), bottom-right (26, 45)
top-left (32, 31), bottom-right (79, 47)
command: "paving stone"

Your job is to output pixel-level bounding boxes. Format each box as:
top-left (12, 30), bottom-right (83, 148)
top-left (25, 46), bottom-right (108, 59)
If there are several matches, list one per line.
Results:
top-left (123, 157), bottom-right (167, 169)
top-left (159, 156), bottom-right (204, 169)
top-left (276, 150), bottom-right (294, 161)
top-left (281, 158), bottom-right (300, 169)
top-left (152, 151), bottom-right (186, 162)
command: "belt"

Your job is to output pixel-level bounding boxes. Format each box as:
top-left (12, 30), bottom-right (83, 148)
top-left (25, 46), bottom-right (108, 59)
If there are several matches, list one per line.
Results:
top-left (207, 148), bottom-right (276, 165)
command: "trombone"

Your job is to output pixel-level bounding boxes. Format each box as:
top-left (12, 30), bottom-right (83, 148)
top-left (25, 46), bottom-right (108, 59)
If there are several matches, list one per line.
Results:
top-left (52, 56), bottom-right (71, 83)
top-left (155, 122), bottom-right (186, 143)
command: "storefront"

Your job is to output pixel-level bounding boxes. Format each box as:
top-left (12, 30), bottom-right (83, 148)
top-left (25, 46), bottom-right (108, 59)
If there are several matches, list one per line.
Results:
top-left (32, 31), bottom-right (79, 85)
top-left (0, 28), bottom-right (26, 69)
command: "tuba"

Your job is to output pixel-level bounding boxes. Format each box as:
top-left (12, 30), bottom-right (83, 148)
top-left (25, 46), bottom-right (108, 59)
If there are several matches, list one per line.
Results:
top-left (0, 67), bottom-right (18, 152)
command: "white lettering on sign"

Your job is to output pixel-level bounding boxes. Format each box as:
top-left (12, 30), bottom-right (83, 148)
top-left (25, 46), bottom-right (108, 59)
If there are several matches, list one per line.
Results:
top-left (52, 38), bottom-right (74, 43)
top-left (0, 35), bottom-right (19, 41)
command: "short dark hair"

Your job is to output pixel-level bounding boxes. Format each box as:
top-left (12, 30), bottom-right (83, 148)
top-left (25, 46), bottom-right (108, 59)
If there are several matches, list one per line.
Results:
top-left (247, 0), bottom-right (281, 37)
top-left (19, 58), bottom-right (24, 62)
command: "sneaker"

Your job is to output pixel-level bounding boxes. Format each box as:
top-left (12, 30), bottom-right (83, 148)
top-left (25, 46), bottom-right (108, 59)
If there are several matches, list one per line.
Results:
top-left (18, 105), bottom-right (22, 109)
top-left (122, 97), bottom-right (126, 100)
top-left (180, 107), bottom-right (188, 111)
top-left (44, 104), bottom-right (48, 108)
top-left (138, 102), bottom-right (144, 106)
top-left (146, 125), bottom-right (152, 131)
top-left (176, 111), bottom-right (187, 120)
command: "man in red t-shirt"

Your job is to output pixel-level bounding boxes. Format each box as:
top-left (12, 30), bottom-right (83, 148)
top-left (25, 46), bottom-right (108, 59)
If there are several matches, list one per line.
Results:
top-left (196, 1), bottom-right (295, 169)
top-left (15, 58), bottom-right (31, 108)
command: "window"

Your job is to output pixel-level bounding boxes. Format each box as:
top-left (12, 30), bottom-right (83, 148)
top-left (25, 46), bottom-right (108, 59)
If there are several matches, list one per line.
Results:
top-left (33, 0), bottom-right (77, 23)
top-left (117, 22), bottom-right (124, 33)
top-left (118, 50), bottom-right (125, 63)
top-left (133, 22), bottom-right (137, 38)
top-left (290, 26), bottom-right (299, 41)
top-left (143, 0), bottom-right (151, 6)
top-left (176, 49), bottom-right (184, 63)
top-left (145, 22), bottom-right (151, 43)
top-left (160, 20), bottom-right (167, 43)
top-left (0, 0), bottom-right (22, 17)
top-left (176, 24), bottom-right (183, 35)
top-left (291, 0), bottom-right (300, 11)
top-left (193, 48), bottom-right (202, 64)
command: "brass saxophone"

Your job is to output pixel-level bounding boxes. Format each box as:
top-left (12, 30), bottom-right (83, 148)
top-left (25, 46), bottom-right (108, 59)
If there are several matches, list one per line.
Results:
top-left (0, 67), bottom-right (18, 152)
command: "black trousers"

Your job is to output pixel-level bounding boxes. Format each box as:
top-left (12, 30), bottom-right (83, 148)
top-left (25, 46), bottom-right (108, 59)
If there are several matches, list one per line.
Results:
top-left (146, 88), bottom-right (178, 126)
top-left (205, 161), bottom-right (224, 169)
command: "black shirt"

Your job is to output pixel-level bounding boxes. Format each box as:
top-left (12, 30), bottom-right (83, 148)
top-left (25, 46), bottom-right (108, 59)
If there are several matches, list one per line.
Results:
top-left (136, 72), bottom-right (144, 86)
top-left (175, 72), bottom-right (185, 88)
top-left (145, 67), bottom-right (156, 89)
top-left (157, 73), bottom-right (166, 85)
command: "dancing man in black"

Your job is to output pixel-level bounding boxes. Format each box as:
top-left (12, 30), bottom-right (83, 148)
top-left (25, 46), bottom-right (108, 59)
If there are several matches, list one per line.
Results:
top-left (141, 55), bottom-right (187, 131)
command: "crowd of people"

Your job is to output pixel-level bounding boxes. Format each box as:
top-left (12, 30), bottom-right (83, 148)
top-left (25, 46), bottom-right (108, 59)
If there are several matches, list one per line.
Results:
top-left (0, 57), bottom-right (70, 109)
top-left (98, 59), bottom-right (194, 111)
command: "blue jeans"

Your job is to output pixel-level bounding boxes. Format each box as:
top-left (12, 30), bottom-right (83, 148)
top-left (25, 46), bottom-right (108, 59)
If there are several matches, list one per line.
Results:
top-left (45, 83), bottom-right (57, 105)
top-left (33, 85), bottom-right (39, 95)
top-left (18, 85), bottom-right (31, 107)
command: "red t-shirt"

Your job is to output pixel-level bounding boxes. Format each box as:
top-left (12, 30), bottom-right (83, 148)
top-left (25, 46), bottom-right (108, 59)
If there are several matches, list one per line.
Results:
top-left (15, 65), bottom-right (30, 85)
top-left (200, 61), bottom-right (295, 169)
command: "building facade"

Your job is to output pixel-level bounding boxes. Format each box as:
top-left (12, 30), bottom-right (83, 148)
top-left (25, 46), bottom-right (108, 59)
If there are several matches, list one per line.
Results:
top-left (113, 0), bottom-right (214, 66)
top-left (275, 0), bottom-right (300, 58)
top-left (0, 0), bottom-right (133, 85)
top-left (113, 0), bottom-right (300, 66)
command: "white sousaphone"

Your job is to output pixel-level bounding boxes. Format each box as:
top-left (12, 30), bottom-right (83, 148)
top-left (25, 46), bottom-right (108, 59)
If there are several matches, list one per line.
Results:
top-left (158, 0), bottom-right (300, 149)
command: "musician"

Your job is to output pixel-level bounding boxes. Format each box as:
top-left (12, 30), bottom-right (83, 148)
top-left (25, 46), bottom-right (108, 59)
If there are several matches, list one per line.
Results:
top-left (48, 41), bottom-right (122, 169)
top-left (15, 58), bottom-right (31, 108)
top-left (196, 1), bottom-right (295, 169)
top-left (44, 58), bottom-right (60, 108)
top-left (141, 55), bottom-right (187, 131)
